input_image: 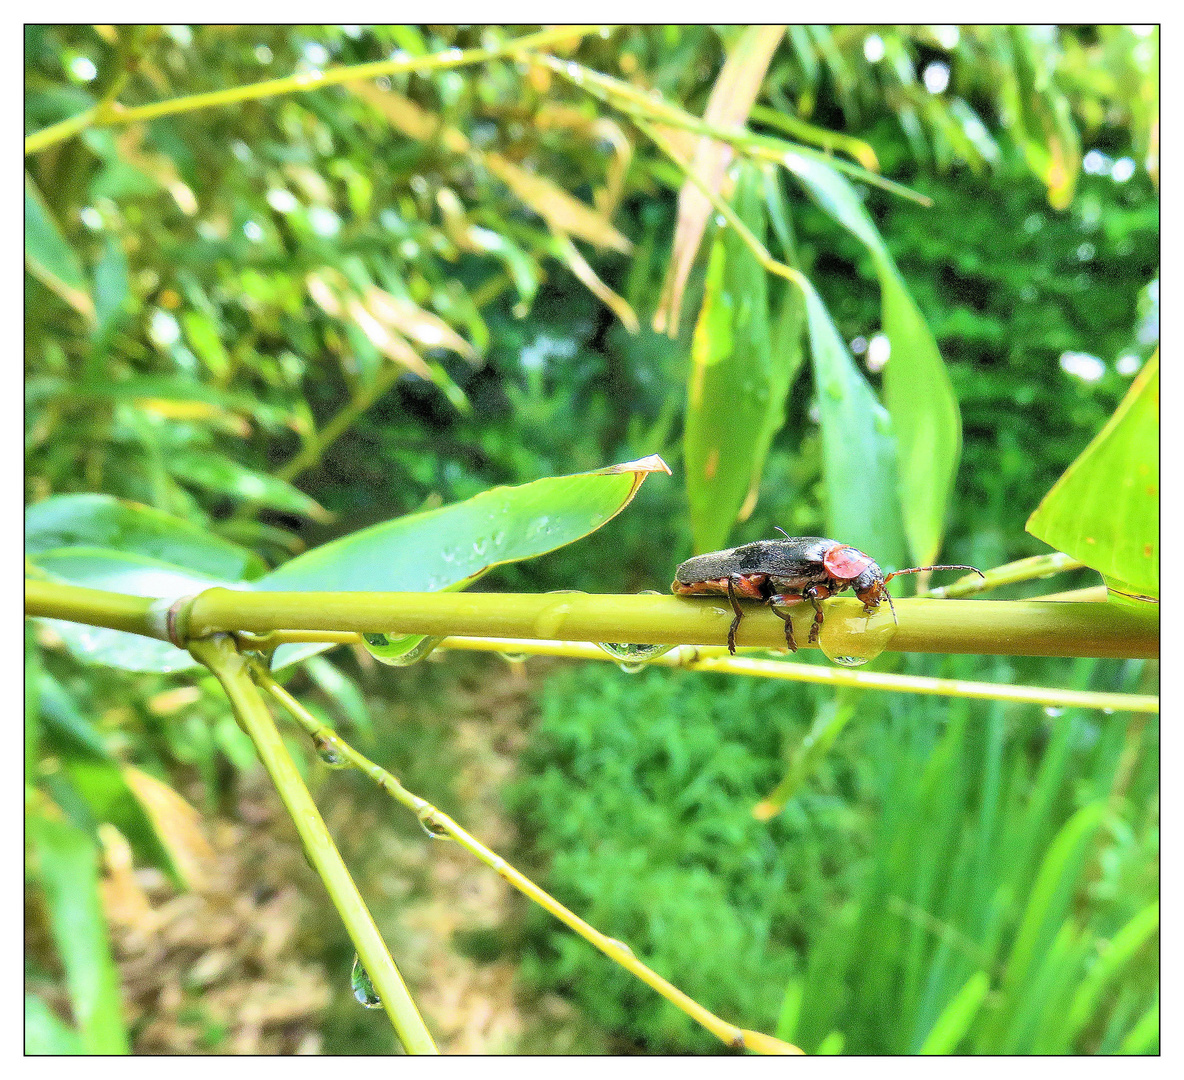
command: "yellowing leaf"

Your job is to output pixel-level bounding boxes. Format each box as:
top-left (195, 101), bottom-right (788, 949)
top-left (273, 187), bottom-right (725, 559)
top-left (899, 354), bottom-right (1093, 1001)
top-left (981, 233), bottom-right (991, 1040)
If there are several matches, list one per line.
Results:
top-left (654, 26), bottom-right (786, 336)
top-left (483, 152), bottom-right (633, 254)
top-left (363, 287), bottom-right (477, 361)
top-left (345, 297), bottom-right (433, 379)
top-left (121, 766), bottom-right (215, 892)
top-left (551, 231), bottom-right (639, 333)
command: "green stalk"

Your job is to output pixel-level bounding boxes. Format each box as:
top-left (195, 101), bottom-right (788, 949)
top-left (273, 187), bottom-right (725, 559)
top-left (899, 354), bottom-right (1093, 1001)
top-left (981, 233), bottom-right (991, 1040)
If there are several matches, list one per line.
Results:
top-left (251, 663), bottom-right (801, 1056)
top-left (25, 579), bottom-right (161, 637)
top-left (925, 553), bottom-right (1085, 599)
top-left (187, 635), bottom-right (437, 1054)
top-left (25, 26), bottom-right (606, 155)
top-left (24, 580), bottom-right (1158, 659)
top-left (185, 589), bottom-right (1157, 659)
top-left (538, 53), bottom-right (932, 205)
top-left (431, 638), bottom-right (1158, 713)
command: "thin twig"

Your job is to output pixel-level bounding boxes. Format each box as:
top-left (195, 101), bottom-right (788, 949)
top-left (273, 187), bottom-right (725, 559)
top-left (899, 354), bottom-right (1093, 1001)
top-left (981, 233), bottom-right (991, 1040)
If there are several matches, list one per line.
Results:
top-left (251, 662), bottom-right (802, 1055)
top-left (26, 26), bottom-right (607, 155)
top-left (189, 634), bottom-right (438, 1054)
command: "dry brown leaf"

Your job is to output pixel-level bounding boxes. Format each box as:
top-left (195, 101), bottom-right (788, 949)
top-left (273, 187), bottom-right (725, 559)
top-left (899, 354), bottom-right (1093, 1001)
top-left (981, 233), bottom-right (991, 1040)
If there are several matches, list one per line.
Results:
top-left (345, 296), bottom-right (433, 379)
top-left (653, 25), bottom-right (786, 337)
top-left (121, 766), bottom-right (216, 893)
top-left (98, 823), bottom-right (154, 930)
top-left (352, 81), bottom-right (630, 253)
top-left (364, 286), bottom-right (477, 361)
top-left (551, 230), bottom-right (639, 332)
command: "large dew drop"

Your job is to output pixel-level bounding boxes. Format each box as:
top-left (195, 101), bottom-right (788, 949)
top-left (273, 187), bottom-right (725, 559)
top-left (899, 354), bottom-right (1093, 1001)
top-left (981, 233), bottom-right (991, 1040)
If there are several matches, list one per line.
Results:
top-left (596, 641), bottom-right (675, 672)
top-left (816, 602), bottom-right (895, 667)
top-left (362, 633), bottom-right (443, 666)
top-left (313, 733), bottom-right (348, 768)
top-left (416, 806), bottom-right (453, 840)
top-left (351, 954), bottom-right (383, 1009)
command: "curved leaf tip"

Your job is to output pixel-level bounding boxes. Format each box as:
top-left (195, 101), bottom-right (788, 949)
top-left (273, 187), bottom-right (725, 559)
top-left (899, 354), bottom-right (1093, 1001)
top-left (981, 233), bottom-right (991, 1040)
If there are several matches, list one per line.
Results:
top-left (600, 454), bottom-right (671, 476)
top-left (599, 454), bottom-right (672, 506)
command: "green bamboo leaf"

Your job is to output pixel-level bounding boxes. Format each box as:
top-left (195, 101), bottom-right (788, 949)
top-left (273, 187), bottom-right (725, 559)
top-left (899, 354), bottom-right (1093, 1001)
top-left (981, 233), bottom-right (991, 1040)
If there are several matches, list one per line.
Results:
top-left (1118, 993), bottom-right (1159, 1054)
top-left (166, 451), bottom-right (330, 521)
top-left (27, 813), bottom-right (129, 1053)
top-left (782, 149), bottom-right (960, 566)
top-left (25, 174), bottom-right (94, 322)
top-left (798, 276), bottom-right (906, 568)
top-left (259, 456), bottom-right (671, 593)
top-left (60, 758), bottom-right (182, 887)
top-left (261, 456), bottom-right (671, 667)
top-left (92, 233), bottom-right (130, 353)
top-left (26, 493), bottom-right (266, 580)
top-left (918, 970), bottom-right (990, 1054)
top-left (26, 627), bottom-right (42, 786)
top-left (303, 654), bottom-right (373, 737)
top-left (684, 165), bottom-right (777, 552)
top-left (180, 309), bottom-right (231, 379)
top-left (36, 668), bottom-right (110, 759)
top-left (25, 994), bottom-right (84, 1055)
top-left (754, 697), bottom-right (856, 819)
top-left (1027, 351), bottom-right (1158, 599)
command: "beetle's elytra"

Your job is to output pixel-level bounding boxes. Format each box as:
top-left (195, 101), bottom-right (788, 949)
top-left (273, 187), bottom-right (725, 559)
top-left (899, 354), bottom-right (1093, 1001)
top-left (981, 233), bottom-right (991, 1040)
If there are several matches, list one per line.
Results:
top-left (672, 532), bottom-right (984, 655)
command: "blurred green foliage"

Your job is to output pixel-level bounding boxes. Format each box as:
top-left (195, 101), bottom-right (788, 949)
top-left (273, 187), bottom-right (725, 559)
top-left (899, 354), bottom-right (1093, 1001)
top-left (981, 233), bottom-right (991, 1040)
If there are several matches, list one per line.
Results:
top-left (508, 658), bottom-right (1157, 1053)
top-left (26, 24), bottom-right (1156, 1055)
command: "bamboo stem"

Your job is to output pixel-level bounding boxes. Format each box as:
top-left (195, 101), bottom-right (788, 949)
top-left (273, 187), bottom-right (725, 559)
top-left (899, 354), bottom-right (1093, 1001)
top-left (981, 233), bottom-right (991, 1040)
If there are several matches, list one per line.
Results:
top-left (188, 635), bottom-right (437, 1054)
top-left (24, 580), bottom-right (1159, 660)
top-left (185, 589), bottom-right (1157, 660)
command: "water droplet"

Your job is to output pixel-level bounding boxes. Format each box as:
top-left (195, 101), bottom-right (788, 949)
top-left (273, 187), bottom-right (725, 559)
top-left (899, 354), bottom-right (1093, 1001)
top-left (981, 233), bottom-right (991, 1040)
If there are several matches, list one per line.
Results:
top-left (498, 651), bottom-right (530, 664)
top-left (1102, 707), bottom-right (1115, 715)
top-left (313, 733), bottom-right (348, 768)
top-left (351, 954), bottom-right (383, 1009)
top-left (816, 602), bottom-right (895, 666)
top-left (1044, 706), bottom-right (1064, 718)
top-left (603, 936), bottom-right (634, 957)
top-left (417, 806), bottom-right (453, 840)
top-left (362, 634), bottom-right (443, 666)
top-left (534, 600), bottom-right (572, 638)
top-left (596, 641), bottom-right (675, 671)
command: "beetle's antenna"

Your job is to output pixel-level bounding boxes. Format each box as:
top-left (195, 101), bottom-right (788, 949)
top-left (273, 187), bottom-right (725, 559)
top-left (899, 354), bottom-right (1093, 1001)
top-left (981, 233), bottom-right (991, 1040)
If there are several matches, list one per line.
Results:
top-left (882, 585), bottom-right (899, 626)
top-left (773, 526), bottom-right (791, 540)
top-left (883, 564), bottom-right (984, 585)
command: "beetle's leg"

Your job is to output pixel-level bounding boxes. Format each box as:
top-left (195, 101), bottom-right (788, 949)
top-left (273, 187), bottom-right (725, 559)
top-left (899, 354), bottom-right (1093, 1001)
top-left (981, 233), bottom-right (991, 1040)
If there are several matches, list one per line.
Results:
top-left (725, 576), bottom-right (744, 655)
top-left (804, 585), bottom-right (827, 644)
top-left (766, 594), bottom-right (802, 653)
